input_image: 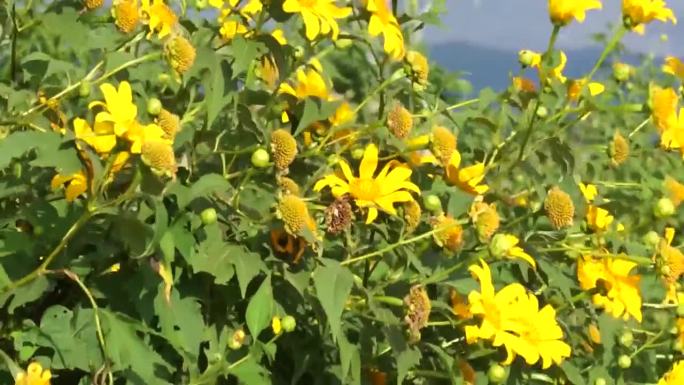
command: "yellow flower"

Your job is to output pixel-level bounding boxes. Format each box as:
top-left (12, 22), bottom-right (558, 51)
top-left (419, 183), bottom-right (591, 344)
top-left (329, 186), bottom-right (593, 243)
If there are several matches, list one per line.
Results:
top-left (73, 117), bottom-right (117, 154)
top-left (329, 101), bottom-right (355, 127)
top-left (548, 0), bottom-right (602, 25)
top-left (257, 55), bottom-right (280, 89)
top-left (622, 0), bottom-right (676, 26)
top-left (578, 182), bottom-right (598, 203)
top-left (89, 81), bottom-right (138, 137)
top-left (610, 131), bottom-right (630, 166)
top-left (665, 176), bottom-right (684, 207)
top-left (282, 0), bottom-right (351, 41)
top-left (113, 0), bottom-right (140, 33)
top-left (403, 200), bottom-right (421, 234)
top-left (271, 316), bottom-right (283, 335)
top-left (15, 362), bottom-right (51, 385)
top-left (219, 18), bottom-right (250, 41)
top-left (271, 129), bottom-right (298, 170)
top-left (657, 227), bottom-right (684, 303)
top-left (86, 0), bottom-right (104, 10)
top-left (567, 78), bottom-right (605, 101)
top-left (445, 152), bottom-right (489, 195)
top-left (314, 143), bottom-right (420, 223)
top-left (512, 76), bottom-right (537, 93)
top-left (387, 103), bottom-right (413, 139)
top-left (405, 50), bottom-right (429, 87)
top-left (51, 171), bottom-right (88, 202)
top-left (122, 121), bottom-right (167, 154)
top-left (279, 59), bottom-right (329, 100)
top-left (271, 28), bottom-right (288, 45)
top-left (431, 213), bottom-right (464, 252)
top-left (659, 360), bottom-right (684, 385)
top-left (531, 50), bottom-right (567, 84)
top-left (663, 56), bottom-right (684, 80)
top-left (577, 255), bottom-right (642, 322)
top-left (586, 205), bottom-right (614, 232)
top-left (544, 186), bottom-right (574, 229)
top-left (651, 85), bottom-right (679, 134)
top-left (489, 233), bottom-right (536, 268)
top-left (469, 200), bottom-right (500, 241)
top-left (141, 0), bottom-right (178, 39)
top-left (366, 0), bottom-right (405, 60)
top-left (157, 108), bottom-right (181, 140)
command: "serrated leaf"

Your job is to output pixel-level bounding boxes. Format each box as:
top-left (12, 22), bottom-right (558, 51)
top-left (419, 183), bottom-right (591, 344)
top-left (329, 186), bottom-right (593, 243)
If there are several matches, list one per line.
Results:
top-left (312, 259), bottom-right (353, 341)
top-left (154, 289), bottom-right (205, 359)
top-left (245, 275), bottom-right (273, 338)
top-left (0, 131), bottom-right (81, 173)
top-left (560, 361), bottom-right (586, 385)
top-left (232, 247), bottom-right (265, 298)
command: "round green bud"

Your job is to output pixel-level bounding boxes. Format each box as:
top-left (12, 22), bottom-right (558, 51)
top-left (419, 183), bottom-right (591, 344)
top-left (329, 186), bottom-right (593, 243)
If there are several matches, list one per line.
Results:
top-left (334, 38), bottom-right (353, 49)
top-left (594, 378), bottom-right (607, 385)
top-left (619, 331), bottom-right (634, 348)
top-left (79, 81), bottom-right (91, 98)
top-left (293, 46), bottom-right (305, 59)
top-left (536, 105), bottom-right (548, 118)
top-left (518, 50), bottom-right (536, 67)
top-left (200, 208), bottom-right (218, 225)
top-left (228, 329), bottom-right (246, 350)
top-left (281, 315), bottom-right (296, 332)
top-left (661, 34), bottom-right (669, 42)
top-left (423, 195), bottom-right (442, 213)
top-left (489, 233), bottom-right (512, 258)
top-left (147, 98), bottom-right (162, 116)
top-left (654, 197), bottom-right (676, 218)
top-left (487, 364), bottom-right (507, 384)
top-left (617, 354), bottom-right (631, 369)
top-left (195, 0), bottom-right (208, 9)
top-left (351, 148), bottom-right (364, 160)
top-left (251, 148), bottom-right (270, 168)
top-left (613, 63), bottom-right (631, 82)
top-left (158, 73), bottom-right (171, 85)
top-left (228, 337), bottom-right (242, 350)
top-left (327, 154), bottom-right (340, 166)
top-left (643, 231), bottom-right (660, 248)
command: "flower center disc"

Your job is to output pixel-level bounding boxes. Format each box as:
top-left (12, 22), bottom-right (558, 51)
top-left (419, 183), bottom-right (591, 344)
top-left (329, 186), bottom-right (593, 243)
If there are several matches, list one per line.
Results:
top-left (350, 178), bottom-right (380, 201)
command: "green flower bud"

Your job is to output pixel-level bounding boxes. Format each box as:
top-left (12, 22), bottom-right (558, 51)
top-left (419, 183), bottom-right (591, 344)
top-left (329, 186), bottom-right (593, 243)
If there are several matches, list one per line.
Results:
top-left (281, 315), bottom-right (296, 332)
top-left (619, 331), bottom-right (633, 348)
top-left (518, 50), bottom-right (536, 67)
top-left (594, 378), bottom-right (607, 385)
top-left (618, 354), bottom-right (631, 369)
top-left (655, 197), bottom-right (676, 218)
top-left (251, 148), bottom-right (270, 168)
top-left (147, 97), bottom-right (162, 116)
top-left (351, 148), bottom-right (364, 160)
top-left (79, 81), bottom-right (91, 98)
top-left (536, 105), bottom-right (548, 118)
top-left (643, 231), bottom-right (660, 248)
top-left (487, 364), bottom-right (507, 384)
top-left (423, 195), bottom-right (442, 213)
top-left (200, 208), bottom-right (217, 225)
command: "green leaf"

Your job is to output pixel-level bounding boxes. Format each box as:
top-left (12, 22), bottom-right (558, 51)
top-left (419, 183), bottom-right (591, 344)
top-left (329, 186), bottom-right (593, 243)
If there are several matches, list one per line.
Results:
top-left (229, 353), bottom-right (271, 385)
top-left (294, 99), bottom-right (341, 136)
top-left (191, 225), bottom-right (236, 284)
top-left (385, 326), bottom-right (421, 384)
top-left (245, 275), bottom-right (273, 338)
top-left (169, 173), bottom-right (232, 210)
top-left (232, 247), bottom-right (265, 298)
top-left (230, 36), bottom-right (264, 77)
top-left (154, 289), bottom-right (205, 359)
top-left (312, 259), bottom-right (354, 341)
top-left (3, 276), bottom-right (50, 314)
top-left (560, 361), bottom-right (586, 385)
top-left (0, 131), bottom-right (81, 173)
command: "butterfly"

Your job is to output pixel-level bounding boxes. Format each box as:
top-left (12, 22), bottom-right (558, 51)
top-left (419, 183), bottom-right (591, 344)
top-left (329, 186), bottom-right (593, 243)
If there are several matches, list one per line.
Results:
top-left (270, 228), bottom-right (306, 264)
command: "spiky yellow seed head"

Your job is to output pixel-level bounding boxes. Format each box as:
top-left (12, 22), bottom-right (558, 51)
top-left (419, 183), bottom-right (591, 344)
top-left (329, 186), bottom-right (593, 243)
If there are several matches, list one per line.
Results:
top-left (85, 0), bottom-right (104, 10)
top-left (544, 186), bottom-right (574, 230)
top-left (610, 131), bottom-right (629, 166)
top-left (325, 196), bottom-right (353, 235)
top-left (404, 284), bottom-right (431, 343)
top-left (659, 240), bottom-right (684, 286)
top-left (278, 177), bottom-right (300, 196)
top-left (270, 129), bottom-right (298, 170)
top-left (141, 140), bottom-right (177, 178)
top-left (165, 35), bottom-right (196, 74)
top-left (406, 50), bottom-right (429, 86)
top-left (469, 201), bottom-right (500, 242)
top-left (277, 195), bottom-right (315, 236)
top-left (431, 214), bottom-right (464, 252)
top-left (157, 108), bottom-right (181, 140)
top-left (431, 126), bottom-right (457, 166)
top-left (387, 103), bottom-right (413, 139)
top-left (403, 200), bottom-right (421, 234)
top-left (113, 0), bottom-right (140, 33)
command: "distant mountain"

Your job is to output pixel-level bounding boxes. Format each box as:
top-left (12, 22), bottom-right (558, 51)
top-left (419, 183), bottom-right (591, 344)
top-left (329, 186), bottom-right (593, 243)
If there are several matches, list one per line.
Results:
top-left (428, 41), bottom-right (647, 91)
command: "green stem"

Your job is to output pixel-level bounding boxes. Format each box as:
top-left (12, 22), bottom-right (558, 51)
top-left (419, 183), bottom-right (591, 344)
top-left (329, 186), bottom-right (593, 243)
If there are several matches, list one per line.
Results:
top-left (353, 69), bottom-right (404, 115)
top-left (412, 98), bottom-right (479, 119)
top-left (373, 295), bottom-right (404, 307)
top-left (586, 26), bottom-right (627, 82)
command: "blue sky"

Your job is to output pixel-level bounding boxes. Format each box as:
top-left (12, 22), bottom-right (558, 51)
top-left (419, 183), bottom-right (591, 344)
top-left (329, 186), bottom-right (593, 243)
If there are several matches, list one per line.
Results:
top-left (423, 0), bottom-right (684, 56)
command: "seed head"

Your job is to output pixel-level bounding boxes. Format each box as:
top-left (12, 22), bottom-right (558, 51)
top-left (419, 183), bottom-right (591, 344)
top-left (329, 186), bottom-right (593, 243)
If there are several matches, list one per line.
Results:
top-left (431, 126), bottom-right (457, 166)
top-left (403, 200), bottom-right (422, 234)
top-left (610, 131), bottom-right (629, 166)
top-left (278, 177), bottom-right (300, 196)
top-left (325, 196), bottom-right (353, 234)
top-left (387, 103), bottom-right (413, 139)
top-left (85, 0), bottom-right (104, 10)
top-left (469, 201), bottom-right (500, 242)
top-left (113, 0), bottom-right (140, 33)
top-left (141, 140), bottom-right (177, 178)
top-left (277, 195), bottom-right (316, 236)
top-left (271, 129), bottom-right (298, 170)
top-left (165, 35), bottom-right (196, 74)
top-left (157, 108), bottom-right (181, 140)
top-left (406, 50), bottom-right (429, 87)
top-left (431, 214), bottom-right (464, 252)
top-left (544, 186), bottom-right (574, 230)
top-left (404, 284), bottom-right (431, 343)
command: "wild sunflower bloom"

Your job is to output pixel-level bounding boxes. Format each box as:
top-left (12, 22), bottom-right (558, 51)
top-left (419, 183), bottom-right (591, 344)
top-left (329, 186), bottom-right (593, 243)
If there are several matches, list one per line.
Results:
top-left (430, 126), bottom-right (457, 166)
top-left (579, 182), bottom-right (598, 203)
top-left (431, 214), bottom-right (464, 252)
top-left (585, 205), bottom-right (614, 232)
top-left (271, 129), bottom-right (298, 170)
top-left (366, 0), bottom-right (405, 60)
top-left (314, 143), bottom-right (420, 223)
top-left (330, 101), bottom-right (355, 127)
top-left (665, 176), bottom-right (684, 207)
top-left (445, 152), bottom-right (488, 195)
top-left (567, 78), bottom-right (605, 101)
top-left (156, 108), bottom-right (180, 140)
top-left (141, 0), bottom-right (178, 39)
top-left (51, 171), bottom-right (88, 202)
top-left (88, 81), bottom-right (138, 137)
top-left (489, 233), bottom-right (536, 268)
top-left (325, 196), bottom-right (353, 234)
top-left (405, 50), bottom-right (429, 87)
top-left (403, 200), bottom-right (421, 234)
top-left (165, 35), bottom-right (196, 75)
top-left (279, 59), bottom-right (329, 100)
top-left (141, 139), bottom-right (177, 177)
top-left (85, 0), bottom-right (104, 10)
top-left (531, 50), bottom-right (568, 84)
top-left (113, 0), bottom-right (140, 33)
top-left (282, 0), bottom-right (351, 41)
top-left (219, 19), bottom-right (250, 41)
top-left (387, 103), bottom-right (413, 139)
top-left (658, 360), bottom-right (684, 385)
top-left (588, 323), bottom-right (602, 344)
top-left (650, 85), bottom-right (678, 134)
top-left (15, 362), bottom-right (51, 385)
top-left (622, 0), bottom-right (676, 27)
top-left (663, 56), bottom-right (684, 80)
top-left (544, 186), bottom-right (574, 230)
top-left (577, 255), bottom-right (643, 322)
top-left (548, 0), bottom-right (602, 25)
top-left (404, 284), bottom-right (431, 343)
top-left (656, 228), bottom-right (684, 303)
top-left (73, 117), bottom-right (117, 155)
top-left (610, 131), bottom-right (629, 166)
top-left (276, 194), bottom-right (318, 237)
top-left (469, 200), bottom-right (500, 241)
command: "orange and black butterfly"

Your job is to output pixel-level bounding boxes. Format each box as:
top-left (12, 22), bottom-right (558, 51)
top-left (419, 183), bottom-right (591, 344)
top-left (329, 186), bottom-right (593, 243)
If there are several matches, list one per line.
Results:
top-left (270, 228), bottom-right (306, 264)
